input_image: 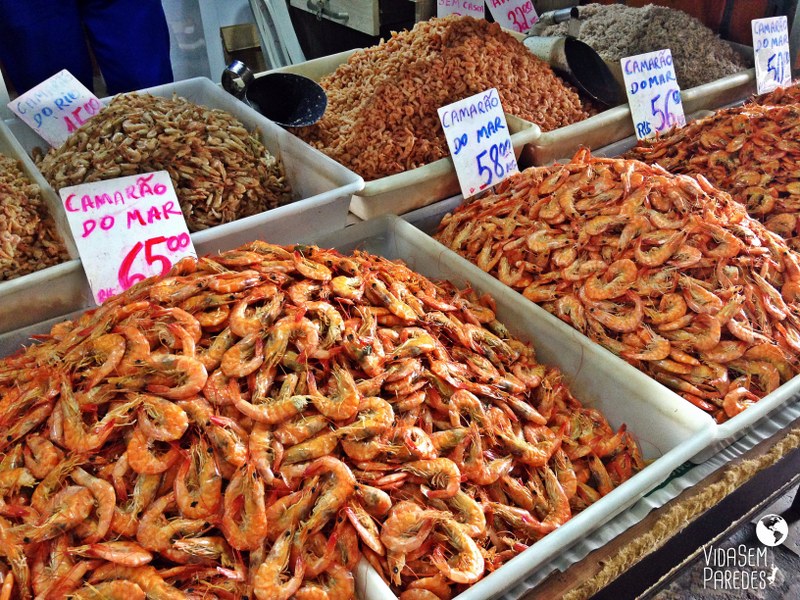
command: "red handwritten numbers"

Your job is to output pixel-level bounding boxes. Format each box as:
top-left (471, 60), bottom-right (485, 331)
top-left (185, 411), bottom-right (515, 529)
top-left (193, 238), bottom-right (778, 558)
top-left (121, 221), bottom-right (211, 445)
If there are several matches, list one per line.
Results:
top-left (507, 1), bottom-right (536, 33)
top-left (118, 233), bottom-right (191, 289)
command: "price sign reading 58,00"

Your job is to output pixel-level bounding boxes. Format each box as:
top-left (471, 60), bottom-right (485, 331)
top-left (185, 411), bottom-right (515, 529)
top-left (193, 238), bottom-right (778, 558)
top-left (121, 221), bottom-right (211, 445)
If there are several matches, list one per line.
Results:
top-left (59, 171), bottom-right (196, 305)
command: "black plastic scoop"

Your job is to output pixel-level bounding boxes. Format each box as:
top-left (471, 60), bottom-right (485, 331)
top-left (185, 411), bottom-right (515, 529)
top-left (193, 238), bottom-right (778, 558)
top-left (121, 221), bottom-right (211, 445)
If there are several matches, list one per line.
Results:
top-left (222, 60), bottom-right (327, 128)
top-left (523, 36), bottom-right (624, 108)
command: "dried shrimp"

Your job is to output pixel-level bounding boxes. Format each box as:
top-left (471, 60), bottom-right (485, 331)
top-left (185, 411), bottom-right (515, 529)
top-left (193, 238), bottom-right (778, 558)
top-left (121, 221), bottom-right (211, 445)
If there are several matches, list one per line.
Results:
top-left (434, 149), bottom-right (800, 422)
top-left (0, 240), bottom-right (641, 598)
top-left (34, 93), bottom-right (293, 231)
top-left (0, 152), bottom-right (69, 281)
top-left (292, 15), bottom-right (593, 181)
top-left (626, 102), bottom-right (800, 250)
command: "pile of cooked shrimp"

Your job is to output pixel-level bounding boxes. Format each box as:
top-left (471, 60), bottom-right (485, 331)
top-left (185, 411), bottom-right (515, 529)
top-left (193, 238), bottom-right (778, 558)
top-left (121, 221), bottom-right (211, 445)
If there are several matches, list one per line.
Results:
top-left (435, 149), bottom-right (800, 423)
top-left (0, 241), bottom-right (641, 599)
top-left (626, 101), bottom-right (800, 250)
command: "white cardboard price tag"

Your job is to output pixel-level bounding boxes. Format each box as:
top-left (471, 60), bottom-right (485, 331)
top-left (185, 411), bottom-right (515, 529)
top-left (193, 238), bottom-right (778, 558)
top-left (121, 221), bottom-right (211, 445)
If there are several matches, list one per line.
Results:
top-left (486, 0), bottom-right (538, 34)
top-left (7, 70), bottom-right (102, 148)
top-left (621, 49), bottom-right (686, 140)
top-left (437, 0), bottom-right (484, 20)
top-left (752, 16), bottom-right (791, 95)
top-left (438, 88), bottom-right (519, 199)
top-left (59, 171), bottom-right (196, 304)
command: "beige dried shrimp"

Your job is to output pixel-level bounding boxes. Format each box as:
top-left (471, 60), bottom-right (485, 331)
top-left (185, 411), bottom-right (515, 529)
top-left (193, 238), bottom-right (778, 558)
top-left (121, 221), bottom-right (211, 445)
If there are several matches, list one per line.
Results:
top-left (626, 103), bottom-right (800, 250)
top-left (34, 93), bottom-right (293, 232)
top-left (0, 152), bottom-right (69, 281)
top-left (292, 15), bottom-right (592, 181)
top-left (0, 240), bottom-right (641, 599)
top-left (434, 149), bottom-right (800, 422)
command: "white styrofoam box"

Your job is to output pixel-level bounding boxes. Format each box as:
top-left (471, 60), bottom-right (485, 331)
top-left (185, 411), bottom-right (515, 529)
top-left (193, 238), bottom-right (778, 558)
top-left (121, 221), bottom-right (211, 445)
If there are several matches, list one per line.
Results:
top-left (1, 77), bottom-right (363, 330)
top-left (401, 196), bottom-right (800, 466)
top-left (262, 50), bottom-right (542, 220)
top-left (0, 120), bottom-right (92, 332)
top-left (0, 214), bottom-right (714, 600)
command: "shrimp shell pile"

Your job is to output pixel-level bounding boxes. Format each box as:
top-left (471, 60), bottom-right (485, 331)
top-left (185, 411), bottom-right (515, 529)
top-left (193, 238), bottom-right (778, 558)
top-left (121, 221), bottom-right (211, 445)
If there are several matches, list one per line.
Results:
top-left (0, 152), bottom-right (69, 281)
top-left (434, 149), bottom-right (800, 422)
top-left (751, 81), bottom-right (800, 106)
top-left (292, 15), bottom-right (592, 181)
top-left (0, 241), bottom-right (640, 599)
top-left (34, 93), bottom-right (293, 232)
top-left (626, 103), bottom-right (800, 250)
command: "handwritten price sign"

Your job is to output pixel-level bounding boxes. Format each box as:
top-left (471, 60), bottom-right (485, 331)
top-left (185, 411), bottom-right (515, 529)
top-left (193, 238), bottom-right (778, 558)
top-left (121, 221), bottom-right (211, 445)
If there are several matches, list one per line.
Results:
top-left (8, 70), bottom-right (101, 148)
top-left (752, 16), bottom-right (791, 94)
top-left (438, 88), bottom-right (519, 199)
top-left (487, 0), bottom-right (539, 34)
top-left (621, 49), bottom-right (686, 140)
top-left (59, 171), bottom-right (196, 304)
top-left (437, 0), bottom-right (484, 19)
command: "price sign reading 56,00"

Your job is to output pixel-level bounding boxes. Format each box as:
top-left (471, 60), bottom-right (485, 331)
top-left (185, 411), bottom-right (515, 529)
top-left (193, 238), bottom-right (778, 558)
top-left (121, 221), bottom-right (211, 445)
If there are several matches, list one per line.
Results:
top-left (753, 16), bottom-right (791, 94)
top-left (59, 171), bottom-right (196, 305)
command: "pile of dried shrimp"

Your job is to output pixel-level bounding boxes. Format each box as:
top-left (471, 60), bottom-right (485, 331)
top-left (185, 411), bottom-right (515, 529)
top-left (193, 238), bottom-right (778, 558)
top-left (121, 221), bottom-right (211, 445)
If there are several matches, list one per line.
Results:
top-left (292, 15), bottom-right (593, 180)
top-left (626, 102), bottom-right (800, 250)
top-left (434, 149), bottom-right (800, 422)
top-left (0, 152), bottom-right (70, 281)
top-left (0, 240), bottom-right (640, 598)
top-left (34, 93), bottom-right (293, 232)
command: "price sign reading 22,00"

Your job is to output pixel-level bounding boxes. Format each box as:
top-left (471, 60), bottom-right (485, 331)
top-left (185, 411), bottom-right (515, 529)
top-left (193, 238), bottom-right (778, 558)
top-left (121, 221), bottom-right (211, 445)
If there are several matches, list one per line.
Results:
top-left (118, 233), bottom-right (192, 290)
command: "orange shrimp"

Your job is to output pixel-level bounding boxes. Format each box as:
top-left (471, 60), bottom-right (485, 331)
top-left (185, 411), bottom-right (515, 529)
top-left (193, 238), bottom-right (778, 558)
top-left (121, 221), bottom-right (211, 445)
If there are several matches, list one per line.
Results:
top-left (126, 426), bottom-right (181, 475)
top-left (70, 580), bottom-right (146, 599)
top-left (401, 458), bottom-right (461, 500)
top-left (88, 564), bottom-right (185, 599)
top-left (70, 467), bottom-right (116, 543)
top-left (292, 562), bottom-right (354, 600)
top-left (68, 541), bottom-right (153, 567)
top-left (173, 438), bottom-right (222, 520)
top-left (136, 394), bottom-right (189, 442)
top-left (252, 530), bottom-right (306, 600)
top-left (430, 518), bottom-right (484, 584)
top-left (310, 365), bottom-right (360, 421)
top-left (221, 463), bottom-right (268, 551)
top-left (302, 456), bottom-right (357, 535)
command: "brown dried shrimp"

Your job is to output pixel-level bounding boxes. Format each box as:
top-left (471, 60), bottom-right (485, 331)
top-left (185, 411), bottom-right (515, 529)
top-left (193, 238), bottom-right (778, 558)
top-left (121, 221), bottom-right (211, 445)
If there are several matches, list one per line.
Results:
top-left (0, 152), bottom-right (69, 281)
top-left (34, 93), bottom-right (293, 232)
top-left (292, 15), bottom-right (593, 181)
top-left (434, 149), bottom-right (800, 422)
top-left (626, 102), bottom-right (800, 250)
top-left (0, 241), bottom-right (641, 599)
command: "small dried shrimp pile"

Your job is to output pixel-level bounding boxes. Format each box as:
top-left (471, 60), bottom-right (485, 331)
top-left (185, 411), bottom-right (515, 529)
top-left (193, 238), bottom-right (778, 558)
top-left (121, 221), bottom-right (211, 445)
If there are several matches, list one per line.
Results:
top-left (434, 149), bottom-right (800, 422)
top-left (34, 93), bottom-right (293, 231)
top-left (626, 103), bottom-right (800, 250)
top-left (0, 241), bottom-right (641, 599)
top-left (292, 15), bottom-right (592, 180)
top-left (0, 152), bottom-right (69, 281)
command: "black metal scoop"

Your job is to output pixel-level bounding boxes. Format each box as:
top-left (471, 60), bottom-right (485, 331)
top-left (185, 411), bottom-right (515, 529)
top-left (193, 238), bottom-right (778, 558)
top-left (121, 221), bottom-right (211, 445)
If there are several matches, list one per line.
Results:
top-left (222, 60), bottom-right (327, 128)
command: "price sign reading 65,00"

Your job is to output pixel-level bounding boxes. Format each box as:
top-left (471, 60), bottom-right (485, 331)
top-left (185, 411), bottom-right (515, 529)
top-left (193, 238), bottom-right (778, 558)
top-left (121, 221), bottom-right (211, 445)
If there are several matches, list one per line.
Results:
top-left (59, 171), bottom-right (196, 305)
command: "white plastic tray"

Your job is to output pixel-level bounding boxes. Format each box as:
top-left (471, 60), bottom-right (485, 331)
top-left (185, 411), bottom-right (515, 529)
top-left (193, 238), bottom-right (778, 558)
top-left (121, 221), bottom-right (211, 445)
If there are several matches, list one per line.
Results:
top-left (528, 68), bottom-right (757, 166)
top-left (0, 120), bottom-right (91, 332)
top-left (402, 196), bottom-right (800, 465)
top-left (1, 77), bottom-right (364, 329)
top-left (314, 216), bottom-right (714, 600)
top-left (0, 214), bottom-right (714, 600)
top-left (264, 50), bottom-right (542, 220)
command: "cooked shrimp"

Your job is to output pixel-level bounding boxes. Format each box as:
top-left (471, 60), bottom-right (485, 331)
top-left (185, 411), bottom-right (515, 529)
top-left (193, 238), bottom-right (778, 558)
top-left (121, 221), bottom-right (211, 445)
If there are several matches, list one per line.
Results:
top-left (221, 463), bottom-right (268, 551)
top-left (302, 456), bottom-right (356, 535)
top-left (69, 580), bottom-right (146, 600)
top-left (173, 438), bottom-right (222, 520)
top-left (252, 530), bottom-right (306, 600)
top-left (310, 365), bottom-right (360, 421)
top-left (292, 562), bottom-right (354, 600)
top-left (401, 458), bottom-right (461, 500)
top-left (88, 564), bottom-right (185, 600)
top-left (136, 394), bottom-right (189, 442)
top-left (70, 467), bottom-right (116, 543)
top-left (430, 518), bottom-right (484, 584)
top-left (126, 426), bottom-right (181, 475)
top-left (69, 541), bottom-right (152, 567)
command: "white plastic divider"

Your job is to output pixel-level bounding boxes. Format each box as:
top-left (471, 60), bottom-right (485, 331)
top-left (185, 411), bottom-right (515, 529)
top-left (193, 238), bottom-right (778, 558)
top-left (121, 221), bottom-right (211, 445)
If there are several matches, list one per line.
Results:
top-left (401, 196), bottom-right (800, 466)
top-left (261, 50), bottom-right (542, 220)
top-left (1, 76), bottom-right (364, 332)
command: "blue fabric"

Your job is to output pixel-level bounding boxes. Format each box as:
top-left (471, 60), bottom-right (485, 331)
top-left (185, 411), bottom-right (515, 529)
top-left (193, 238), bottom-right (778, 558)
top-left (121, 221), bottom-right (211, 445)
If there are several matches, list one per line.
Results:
top-left (0, 0), bottom-right (173, 95)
